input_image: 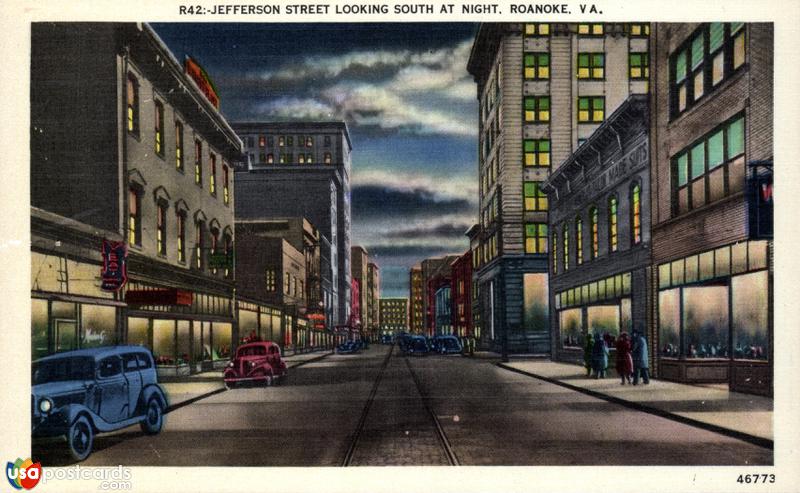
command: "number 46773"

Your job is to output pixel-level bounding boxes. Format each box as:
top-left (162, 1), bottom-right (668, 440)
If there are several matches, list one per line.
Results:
top-left (737, 474), bottom-right (775, 484)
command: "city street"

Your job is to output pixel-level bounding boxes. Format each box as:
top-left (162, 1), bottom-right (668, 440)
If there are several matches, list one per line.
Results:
top-left (33, 345), bottom-right (771, 467)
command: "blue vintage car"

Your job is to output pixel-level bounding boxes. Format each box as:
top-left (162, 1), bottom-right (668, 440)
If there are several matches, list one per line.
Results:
top-left (336, 341), bottom-right (361, 354)
top-left (432, 335), bottom-right (463, 355)
top-left (404, 335), bottom-right (430, 355)
top-left (32, 346), bottom-right (168, 461)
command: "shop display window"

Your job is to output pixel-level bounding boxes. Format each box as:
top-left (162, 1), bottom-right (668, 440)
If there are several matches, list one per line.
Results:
top-left (732, 271), bottom-right (769, 360)
top-left (587, 304), bottom-right (619, 346)
top-left (559, 308), bottom-right (583, 348)
top-left (683, 285), bottom-right (729, 358)
top-left (80, 305), bottom-right (116, 348)
top-left (176, 321), bottom-right (190, 365)
top-left (659, 289), bottom-right (680, 357)
top-left (213, 323), bottom-right (232, 359)
top-left (128, 317), bottom-right (149, 347)
top-left (32, 299), bottom-right (49, 359)
top-left (153, 319), bottom-right (176, 365)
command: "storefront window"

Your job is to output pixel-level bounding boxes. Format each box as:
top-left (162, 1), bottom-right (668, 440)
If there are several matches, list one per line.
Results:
top-left (239, 309), bottom-right (258, 340)
top-left (32, 299), bottom-right (49, 359)
top-left (683, 285), bottom-right (729, 358)
top-left (80, 304), bottom-right (116, 348)
top-left (732, 271), bottom-right (769, 360)
top-left (272, 314), bottom-right (282, 343)
top-left (620, 298), bottom-right (632, 333)
top-left (192, 321), bottom-right (204, 363)
top-left (659, 289), bottom-right (680, 357)
top-left (52, 301), bottom-right (77, 353)
top-left (559, 308), bottom-right (583, 348)
top-left (213, 322), bottom-right (232, 360)
top-left (523, 273), bottom-right (549, 331)
top-left (153, 319), bottom-right (176, 365)
top-left (176, 321), bottom-right (190, 365)
top-left (587, 304), bottom-right (619, 346)
top-left (128, 317), bottom-right (149, 347)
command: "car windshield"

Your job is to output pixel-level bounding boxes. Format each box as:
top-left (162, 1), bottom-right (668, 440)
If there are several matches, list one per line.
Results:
top-left (237, 345), bottom-right (266, 357)
top-left (32, 357), bottom-right (95, 385)
top-left (411, 339), bottom-right (427, 350)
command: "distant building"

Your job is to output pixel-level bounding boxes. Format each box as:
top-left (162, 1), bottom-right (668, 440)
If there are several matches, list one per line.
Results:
top-left (408, 266), bottom-right (424, 333)
top-left (367, 262), bottom-right (381, 337)
top-left (30, 23), bottom-right (241, 375)
top-left (379, 298), bottom-right (408, 335)
top-left (233, 121), bottom-right (352, 327)
top-left (422, 255), bottom-right (460, 336)
top-left (649, 23), bottom-right (772, 396)
top-left (467, 23), bottom-right (649, 353)
top-left (541, 95), bottom-right (650, 366)
top-left (450, 250), bottom-right (474, 339)
top-left (350, 245), bottom-right (369, 332)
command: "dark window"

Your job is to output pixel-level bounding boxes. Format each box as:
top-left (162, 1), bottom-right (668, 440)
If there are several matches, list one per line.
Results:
top-left (248, 136), bottom-right (255, 148)
top-left (98, 357), bottom-right (122, 378)
top-left (136, 353), bottom-right (153, 369)
top-left (324, 135), bottom-right (331, 147)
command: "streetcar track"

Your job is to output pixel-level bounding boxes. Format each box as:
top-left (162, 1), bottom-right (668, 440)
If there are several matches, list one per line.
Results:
top-left (341, 344), bottom-right (394, 466)
top-left (404, 357), bottom-right (460, 466)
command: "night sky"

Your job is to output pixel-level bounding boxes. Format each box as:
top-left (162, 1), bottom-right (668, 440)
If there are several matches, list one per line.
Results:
top-left (151, 23), bottom-right (480, 297)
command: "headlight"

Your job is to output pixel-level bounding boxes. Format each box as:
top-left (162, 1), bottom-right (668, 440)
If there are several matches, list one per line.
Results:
top-left (227, 361), bottom-right (234, 368)
top-left (39, 398), bottom-right (52, 414)
top-left (248, 361), bottom-right (255, 368)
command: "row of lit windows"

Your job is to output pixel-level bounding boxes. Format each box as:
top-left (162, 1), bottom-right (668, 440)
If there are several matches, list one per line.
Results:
top-left (524, 96), bottom-right (605, 124)
top-left (524, 52), bottom-right (649, 81)
top-left (482, 194), bottom-right (499, 229)
top-left (250, 134), bottom-right (332, 149)
top-left (657, 241), bottom-right (767, 290)
top-left (481, 155), bottom-right (498, 196)
top-left (284, 271), bottom-right (305, 300)
top-left (127, 74), bottom-right (230, 206)
top-left (128, 186), bottom-right (232, 276)
top-left (524, 23), bottom-right (650, 38)
top-left (556, 272), bottom-right (633, 310)
top-left (671, 23), bottom-right (746, 117)
top-left (551, 183), bottom-right (642, 274)
top-left (251, 152), bottom-right (333, 165)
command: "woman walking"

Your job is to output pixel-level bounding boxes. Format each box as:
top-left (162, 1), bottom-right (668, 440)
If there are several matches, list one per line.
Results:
top-left (583, 332), bottom-right (594, 377)
top-left (591, 333), bottom-right (609, 379)
top-left (615, 332), bottom-right (633, 385)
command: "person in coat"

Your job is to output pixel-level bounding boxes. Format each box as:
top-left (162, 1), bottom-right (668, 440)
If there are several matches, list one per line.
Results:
top-left (615, 332), bottom-right (633, 385)
top-left (632, 330), bottom-right (650, 385)
top-left (583, 332), bottom-right (594, 377)
top-left (591, 333), bottom-right (609, 379)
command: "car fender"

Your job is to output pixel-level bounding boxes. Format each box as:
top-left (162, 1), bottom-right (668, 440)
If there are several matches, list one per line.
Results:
top-left (139, 384), bottom-right (168, 413)
top-left (248, 364), bottom-right (273, 378)
top-left (58, 405), bottom-right (140, 433)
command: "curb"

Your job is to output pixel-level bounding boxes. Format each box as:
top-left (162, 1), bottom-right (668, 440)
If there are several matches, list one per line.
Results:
top-left (496, 362), bottom-right (773, 450)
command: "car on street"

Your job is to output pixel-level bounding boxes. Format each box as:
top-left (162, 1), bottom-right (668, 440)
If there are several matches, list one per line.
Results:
top-left (32, 346), bottom-right (168, 462)
top-left (336, 341), bottom-right (361, 354)
top-left (380, 335), bottom-right (393, 344)
top-left (432, 335), bottom-right (463, 355)
top-left (404, 335), bottom-right (430, 356)
top-left (223, 341), bottom-right (288, 389)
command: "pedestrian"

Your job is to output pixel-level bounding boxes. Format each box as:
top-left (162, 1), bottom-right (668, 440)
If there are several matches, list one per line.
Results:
top-left (615, 332), bottom-right (633, 385)
top-left (591, 333), bottom-right (609, 379)
top-left (632, 330), bottom-right (650, 385)
top-left (583, 332), bottom-right (594, 377)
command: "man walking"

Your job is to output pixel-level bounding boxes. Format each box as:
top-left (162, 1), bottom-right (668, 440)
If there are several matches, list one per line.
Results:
top-left (632, 329), bottom-right (650, 385)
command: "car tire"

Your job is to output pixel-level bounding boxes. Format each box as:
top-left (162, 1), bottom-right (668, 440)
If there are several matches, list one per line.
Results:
top-left (224, 380), bottom-right (235, 390)
top-left (140, 397), bottom-right (164, 435)
top-left (67, 415), bottom-right (94, 462)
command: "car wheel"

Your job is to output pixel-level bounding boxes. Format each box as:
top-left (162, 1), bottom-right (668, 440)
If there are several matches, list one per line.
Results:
top-left (140, 398), bottom-right (164, 435)
top-left (224, 380), bottom-right (235, 390)
top-left (67, 415), bottom-right (94, 462)
top-left (263, 374), bottom-right (273, 387)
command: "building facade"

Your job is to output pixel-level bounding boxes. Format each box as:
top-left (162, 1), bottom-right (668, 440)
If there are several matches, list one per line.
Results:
top-left (467, 23), bottom-right (649, 353)
top-left (350, 246), bottom-right (369, 333)
top-left (650, 23), bottom-right (772, 395)
top-left (31, 23), bottom-right (241, 375)
top-left (233, 121), bottom-right (352, 327)
top-left (379, 298), bottom-right (409, 335)
top-left (542, 95), bottom-right (651, 365)
top-left (450, 250), bottom-right (474, 339)
top-left (421, 255), bottom-right (460, 336)
top-left (408, 266), bottom-right (425, 333)
top-left (367, 262), bottom-right (381, 338)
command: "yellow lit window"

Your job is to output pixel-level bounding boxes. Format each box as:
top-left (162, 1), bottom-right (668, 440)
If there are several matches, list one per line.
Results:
top-left (524, 53), bottom-right (550, 79)
top-left (576, 218), bottom-right (583, 265)
top-left (608, 196), bottom-right (618, 252)
top-left (525, 23), bottom-right (550, 36)
top-left (629, 23), bottom-right (650, 36)
top-left (154, 101), bottom-right (164, 156)
top-left (578, 96), bottom-right (604, 123)
top-left (524, 96), bottom-right (550, 122)
top-left (209, 154), bottom-right (216, 195)
top-left (175, 122), bottom-right (184, 170)
top-left (732, 25), bottom-right (745, 69)
top-left (562, 223), bottom-right (569, 271)
top-left (524, 140), bottom-right (550, 167)
top-left (524, 181), bottom-right (548, 210)
top-left (578, 24), bottom-right (603, 36)
top-left (577, 53), bottom-right (605, 79)
top-left (629, 53), bottom-right (649, 80)
top-left (195, 140), bottom-right (202, 184)
top-left (525, 223), bottom-right (548, 254)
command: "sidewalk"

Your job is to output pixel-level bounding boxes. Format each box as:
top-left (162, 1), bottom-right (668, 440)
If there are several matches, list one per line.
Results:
top-left (498, 359), bottom-right (772, 448)
top-left (160, 350), bottom-right (334, 411)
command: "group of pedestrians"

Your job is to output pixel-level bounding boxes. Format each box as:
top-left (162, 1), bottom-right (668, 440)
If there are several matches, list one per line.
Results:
top-left (584, 330), bottom-right (650, 385)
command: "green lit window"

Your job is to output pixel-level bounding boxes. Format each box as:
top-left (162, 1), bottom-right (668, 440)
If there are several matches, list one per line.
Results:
top-left (562, 223), bottom-right (569, 271)
top-left (575, 217), bottom-right (583, 265)
top-left (578, 96), bottom-right (604, 123)
top-left (524, 182), bottom-right (548, 211)
top-left (631, 183), bottom-right (641, 245)
top-left (608, 196), bottom-right (618, 252)
top-left (525, 223), bottom-right (548, 254)
top-left (524, 53), bottom-right (550, 79)
top-left (629, 53), bottom-right (649, 80)
top-left (524, 139), bottom-right (550, 167)
top-left (578, 53), bottom-right (605, 79)
top-left (524, 96), bottom-right (550, 122)
top-left (589, 206), bottom-right (598, 259)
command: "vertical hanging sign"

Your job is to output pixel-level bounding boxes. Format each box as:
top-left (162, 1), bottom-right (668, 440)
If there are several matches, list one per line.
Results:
top-left (101, 240), bottom-right (128, 291)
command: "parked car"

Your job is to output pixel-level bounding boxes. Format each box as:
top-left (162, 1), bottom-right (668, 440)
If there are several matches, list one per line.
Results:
top-left (336, 341), bottom-right (361, 354)
top-left (223, 341), bottom-right (288, 389)
top-left (432, 335), bottom-right (463, 355)
top-left (404, 335), bottom-right (430, 356)
top-left (31, 346), bottom-right (168, 462)
top-left (380, 335), bottom-right (393, 345)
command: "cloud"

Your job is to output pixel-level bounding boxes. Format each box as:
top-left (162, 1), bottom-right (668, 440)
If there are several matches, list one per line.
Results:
top-left (351, 168), bottom-right (478, 203)
top-left (351, 184), bottom-right (473, 221)
top-left (235, 40), bottom-right (477, 137)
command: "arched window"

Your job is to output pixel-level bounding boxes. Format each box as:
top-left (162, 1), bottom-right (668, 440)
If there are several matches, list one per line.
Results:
top-left (576, 216), bottom-right (583, 265)
top-left (562, 223), bottom-right (569, 271)
top-left (589, 206), bottom-right (599, 259)
top-left (608, 195), bottom-right (618, 252)
top-left (631, 182), bottom-right (642, 245)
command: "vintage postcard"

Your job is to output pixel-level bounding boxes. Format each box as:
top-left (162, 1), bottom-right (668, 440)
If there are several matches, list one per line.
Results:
top-left (1, 0), bottom-right (799, 492)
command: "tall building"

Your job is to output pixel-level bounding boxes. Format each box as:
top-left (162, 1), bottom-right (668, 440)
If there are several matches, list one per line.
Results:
top-left (233, 121), bottom-right (352, 327)
top-left (542, 95), bottom-right (650, 365)
top-left (350, 245), bottom-right (369, 332)
top-left (408, 265), bottom-right (424, 333)
top-left (379, 298), bottom-right (409, 336)
top-left (467, 22), bottom-right (650, 353)
top-left (367, 262), bottom-right (381, 337)
top-left (421, 255), bottom-right (460, 336)
top-left (450, 250), bottom-right (474, 339)
top-left (30, 23), bottom-right (241, 374)
top-left (650, 23), bottom-right (772, 396)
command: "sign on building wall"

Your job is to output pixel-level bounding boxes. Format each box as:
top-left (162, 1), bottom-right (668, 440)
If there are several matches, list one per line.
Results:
top-left (184, 56), bottom-right (220, 108)
top-left (100, 240), bottom-right (128, 291)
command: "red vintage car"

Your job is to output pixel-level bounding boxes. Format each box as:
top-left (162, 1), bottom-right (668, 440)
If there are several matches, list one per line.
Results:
top-left (223, 341), bottom-right (288, 388)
